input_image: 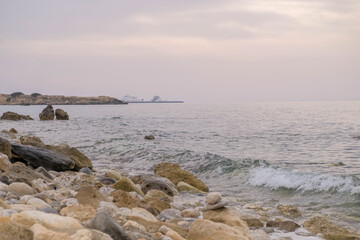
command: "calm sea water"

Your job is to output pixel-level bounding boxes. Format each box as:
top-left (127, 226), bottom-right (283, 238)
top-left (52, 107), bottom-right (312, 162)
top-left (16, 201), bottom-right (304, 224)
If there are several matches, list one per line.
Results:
top-left (1, 102), bottom-right (360, 228)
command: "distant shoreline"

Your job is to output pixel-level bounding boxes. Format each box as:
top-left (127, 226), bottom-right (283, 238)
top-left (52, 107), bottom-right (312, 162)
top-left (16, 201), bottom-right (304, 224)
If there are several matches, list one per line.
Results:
top-left (126, 101), bottom-right (184, 104)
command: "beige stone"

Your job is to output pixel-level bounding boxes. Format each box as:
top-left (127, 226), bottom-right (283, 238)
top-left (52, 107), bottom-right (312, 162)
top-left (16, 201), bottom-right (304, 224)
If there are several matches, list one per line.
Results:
top-left (70, 229), bottom-right (113, 240)
top-left (60, 204), bottom-right (96, 222)
top-left (75, 185), bottom-right (106, 208)
top-left (30, 223), bottom-right (72, 240)
top-left (181, 209), bottom-right (200, 218)
top-left (167, 230), bottom-right (187, 240)
top-left (127, 207), bottom-right (158, 222)
top-left (177, 181), bottom-right (204, 193)
top-left (0, 216), bottom-right (33, 240)
top-left (27, 197), bottom-right (51, 209)
top-left (112, 177), bottom-right (145, 196)
top-left (206, 192), bottom-right (222, 205)
top-left (8, 182), bottom-right (36, 196)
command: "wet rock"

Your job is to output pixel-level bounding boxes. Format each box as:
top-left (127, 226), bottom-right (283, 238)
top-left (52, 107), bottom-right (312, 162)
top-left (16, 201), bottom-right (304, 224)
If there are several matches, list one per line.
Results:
top-left (52, 171), bottom-right (98, 191)
top-left (20, 135), bottom-right (46, 148)
top-left (75, 186), bottom-right (107, 208)
top-left (141, 175), bottom-right (178, 196)
top-left (8, 164), bottom-right (51, 185)
top-left (202, 200), bottom-right (228, 210)
top-left (11, 144), bottom-right (75, 171)
top-left (277, 205), bottom-right (301, 218)
top-left (90, 212), bottom-right (130, 240)
top-left (30, 223), bottom-right (71, 240)
top-left (177, 181), bottom-right (204, 193)
top-left (206, 192), bottom-right (222, 205)
top-left (11, 210), bottom-right (83, 232)
top-left (203, 207), bottom-right (249, 232)
top-left (249, 229), bottom-right (270, 240)
top-left (79, 167), bottom-right (93, 175)
top-left (8, 182), bottom-right (36, 196)
top-left (45, 144), bottom-right (92, 171)
top-left (158, 208), bottom-right (182, 221)
top-left (154, 162), bottom-right (209, 192)
top-left (60, 204), bottom-right (96, 222)
top-left (295, 227), bottom-right (313, 236)
top-left (303, 216), bottom-right (360, 240)
top-left (242, 216), bottom-right (263, 228)
top-left (0, 152), bottom-right (11, 172)
top-left (0, 216), bottom-right (34, 240)
top-left (112, 177), bottom-right (145, 196)
top-left (181, 208), bottom-right (200, 218)
top-left (0, 137), bottom-right (12, 159)
top-left (278, 220), bottom-right (300, 232)
top-left (55, 108), bottom-right (69, 120)
top-left (0, 111), bottom-right (33, 121)
top-left (144, 135), bottom-right (155, 140)
top-left (39, 104), bottom-right (55, 120)
top-left (110, 189), bottom-right (141, 209)
top-left (187, 219), bottom-right (250, 240)
top-left (9, 128), bottom-right (18, 134)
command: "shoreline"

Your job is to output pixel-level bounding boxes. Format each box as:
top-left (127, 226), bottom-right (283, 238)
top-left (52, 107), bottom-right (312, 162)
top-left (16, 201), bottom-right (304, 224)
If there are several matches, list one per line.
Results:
top-left (1, 129), bottom-right (360, 240)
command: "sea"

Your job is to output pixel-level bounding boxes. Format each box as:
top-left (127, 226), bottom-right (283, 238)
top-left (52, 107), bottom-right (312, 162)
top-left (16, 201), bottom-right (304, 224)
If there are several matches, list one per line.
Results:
top-left (1, 102), bottom-right (359, 230)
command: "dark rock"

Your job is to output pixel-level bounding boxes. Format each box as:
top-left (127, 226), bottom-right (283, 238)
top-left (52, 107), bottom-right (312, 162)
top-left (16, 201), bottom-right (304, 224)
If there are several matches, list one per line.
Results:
top-left (39, 104), bottom-right (55, 120)
top-left (9, 128), bottom-right (18, 134)
top-left (90, 212), bottom-right (130, 240)
top-left (38, 207), bottom-right (58, 214)
top-left (266, 220), bottom-right (280, 228)
top-left (11, 144), bottom-right (75, 171)
top-left (279, 221), bottom-right (300, 232)
top-left (79, 167), bottom-right (93, 175)
top-left (144, 135), bottom-right (155, 140)
top-left (55, 108), bottom-right (69, 120)
top-left (8, 164), bottom-right (51, 185)
top-left (0, 173), bottom-right (11, 184)
top-left (154, 162), bottom-right (209, 192)
top-left (0, 137), bottom-right (12, 159)
top-left (141, 175), bottom-right (179, 197)
top-left (100, 177), bottom-right (116, 185)
top-left (0, 111), bottom-right (33, 121)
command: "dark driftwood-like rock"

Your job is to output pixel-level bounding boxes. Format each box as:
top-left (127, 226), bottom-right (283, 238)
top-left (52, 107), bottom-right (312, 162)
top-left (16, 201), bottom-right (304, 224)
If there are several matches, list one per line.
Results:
top-left (11, 144), bottom-right (75, 171)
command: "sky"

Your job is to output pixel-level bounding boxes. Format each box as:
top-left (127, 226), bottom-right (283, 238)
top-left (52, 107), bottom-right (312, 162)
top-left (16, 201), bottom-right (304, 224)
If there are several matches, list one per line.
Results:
top-left (0, 0), bottom-right (359, 103)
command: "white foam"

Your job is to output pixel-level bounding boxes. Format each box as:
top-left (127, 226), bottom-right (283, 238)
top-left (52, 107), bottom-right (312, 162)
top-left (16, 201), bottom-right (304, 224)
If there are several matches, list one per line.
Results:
top-left (248, 167), bottom-right (360, 195)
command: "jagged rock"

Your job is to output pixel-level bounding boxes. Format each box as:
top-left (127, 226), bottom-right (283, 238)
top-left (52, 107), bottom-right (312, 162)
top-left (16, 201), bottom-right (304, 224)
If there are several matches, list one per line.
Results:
top-left (0, 216), bottom-right (34, 240)
top-left (277, 205), bottom-right (301, 218)
top-left (90, 212), bottom-right (130, 240)
top-left (11, 144), bottom-right (75, 171)
top-left (0, 152), bottom-right (11, 172)
top-left (20, 135), bottom-right (46, 148)
top-left (0, 111), bottom-right (33, 121)
top-left (304, 216), bottom-right (360, 240)
top-left (75, 186), bottom-right (107, 209)
top-left (0, 137), bottom-right (12, 159)
top-left (45, 144), bottom-right (92, 171)
top-left (55, 108), bottom-right (69, 120)
top-left (60, 204), bottom-right (96, 222)
top-left (110, 189), bottom-right (141, 209)
top-left (141, 175), bottom-right (178, 196)
top-left (39, 105), bottom-right (55, 120)
top-left (188, 219), bottom-right (251, 240)
top-left (154, 162), bottom-right (209, 192)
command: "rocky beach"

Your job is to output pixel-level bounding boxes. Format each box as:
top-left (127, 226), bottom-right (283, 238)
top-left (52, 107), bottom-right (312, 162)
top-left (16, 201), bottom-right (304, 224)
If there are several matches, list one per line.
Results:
top-left (0, 106), bottom-right (360, 240)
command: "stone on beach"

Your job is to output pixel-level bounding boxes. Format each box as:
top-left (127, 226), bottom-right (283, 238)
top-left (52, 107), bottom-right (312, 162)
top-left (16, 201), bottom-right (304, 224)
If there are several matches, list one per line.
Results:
top-left (0, 111), bottom-right (33, 121)
top-left (177, 181), bottom-right (204, 193)
top-left (0, 137), bottom-right (12, 159)
top-left (20, 135), bottom-right (46, 148)
top-left (181, 208), bottom-right (200, 218)
top-left (206, 192), bottom-right (222, 205)
top-left (154, 162), bottom-right (209, 192)
top-left (55, 108), bottom-right (69, 120)
top-left (277, 204), bottom-right (301, 218)
top-left (39, 104), bottom-right (55, 120)
top-left (140, 175), bottom-right (179, 196)
top-left (90, 211), bottom-right (130, 240)
top-left (70, 229), bottom-right (113, 240)
top-left (112, 177), bottom-right (145, 196)
top-left (75, 185), bottom-right (107, 208)
top-left (30, 223), bottom-right (72, 240)
top-left (144, 189), bottom-right (173, 203)
top-left (60, 204), bottom-right (96, 222)
top-left (8, 182), bottom-right (36, 196)
top-left (0, 216), bottom-right (34, 240)
top-left (203, 207), bottom-right (249, 232)
top-left (0, 152), bottom-right (11, 172)
top-left (144, 135), bottom-right (155, 140)
top-left (11, 144), bottom-right (75, 171)
top-left (8, 164), bottom-right (51, 185)
top-left (111, 189), bottom-right (141, 209)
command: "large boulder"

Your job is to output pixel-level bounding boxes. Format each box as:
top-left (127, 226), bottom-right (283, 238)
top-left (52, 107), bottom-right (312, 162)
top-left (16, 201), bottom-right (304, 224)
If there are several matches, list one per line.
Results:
top-left (1, 111), bottom-right (33, 121)
top-left (46, 144), bottom-right (92, 170)
top-left (55, 108), bottom-right (69, 120)
top-left (304, 216), bottom-right (360, 240)
top-left (0, 137), bottom-right (12, 159)
top-left (154, 162), bottom-right (209, 192)
top-left (90, 212), bottom-right (130, 240)
top-left (187, 219), bottom-right (251, 240)
top-left (39, 105), bottom-right (55, 120)
top-left (11, 144), bottom-right (75, 171)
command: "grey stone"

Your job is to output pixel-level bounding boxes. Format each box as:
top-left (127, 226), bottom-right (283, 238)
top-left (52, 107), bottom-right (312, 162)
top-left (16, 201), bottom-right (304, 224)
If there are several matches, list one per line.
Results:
top-left (90, 212), bottom-right (130, 240)
top-left (158, 208), bottom-right (182, 221)
top-left (79, 167), bottom-right (93, 175)
top-left (202, 200), bottom-right (228, 210)
top-left (141, 176), bottom-right (178, 196)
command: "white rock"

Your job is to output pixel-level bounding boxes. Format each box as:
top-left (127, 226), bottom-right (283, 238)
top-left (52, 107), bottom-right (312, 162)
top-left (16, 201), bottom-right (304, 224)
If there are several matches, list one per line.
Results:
top-left (19, 195), bottom-right (34, 204)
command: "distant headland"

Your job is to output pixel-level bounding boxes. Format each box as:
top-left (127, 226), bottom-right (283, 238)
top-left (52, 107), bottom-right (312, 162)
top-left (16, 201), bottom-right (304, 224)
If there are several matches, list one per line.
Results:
top-left (0, 92), bottom-right (127, 105)
top-left (122, 95), bottom-right (184, 103)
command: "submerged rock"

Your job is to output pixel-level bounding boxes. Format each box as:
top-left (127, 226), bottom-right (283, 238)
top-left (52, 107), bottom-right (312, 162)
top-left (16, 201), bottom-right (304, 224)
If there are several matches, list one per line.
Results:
top-left (39, 104), bottom-right (55, 120)
top-left (11, 144), bottom-right (75, 171)
top-left (277, 205), bottom-right (301, 218)
top-left (55, 108), bottom-right (69, 120)
top-left (0, 111), bottom-right (33, 121)
top-left (154, 162), bottom-right (209, 192)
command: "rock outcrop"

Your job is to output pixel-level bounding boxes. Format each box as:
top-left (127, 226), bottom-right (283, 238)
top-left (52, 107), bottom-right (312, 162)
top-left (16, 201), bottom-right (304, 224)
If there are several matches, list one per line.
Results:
top-left (39, 104), bottom-right (55, 120)
top-left (55, 108), bottom-right (69, 120)
top-left (0, 111), bottom-right (33, 121)
top-left (0, 93), bottom-right (127, 105)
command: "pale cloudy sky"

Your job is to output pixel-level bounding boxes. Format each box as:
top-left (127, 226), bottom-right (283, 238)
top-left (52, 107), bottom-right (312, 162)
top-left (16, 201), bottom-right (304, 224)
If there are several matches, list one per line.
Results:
top-left (0, 0), bottom-right (359, 102)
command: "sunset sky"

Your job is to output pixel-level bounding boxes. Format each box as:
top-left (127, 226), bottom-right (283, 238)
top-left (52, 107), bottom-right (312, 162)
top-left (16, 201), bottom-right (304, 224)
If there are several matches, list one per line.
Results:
top-left (1, 0), bottom-right (359, 102)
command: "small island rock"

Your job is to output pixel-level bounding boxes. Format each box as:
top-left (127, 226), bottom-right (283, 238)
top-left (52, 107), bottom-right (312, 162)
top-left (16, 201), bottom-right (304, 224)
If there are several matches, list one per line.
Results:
top-left (55, 108), bottom-right (69, 120)
top-left (39, 105), bottom-right (55, 120)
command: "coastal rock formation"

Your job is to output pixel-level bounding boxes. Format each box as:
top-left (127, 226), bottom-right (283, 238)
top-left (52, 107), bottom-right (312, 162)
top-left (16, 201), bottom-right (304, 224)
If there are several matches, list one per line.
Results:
top-left (11, 144), bottom-right (75, 171)
top-left (0, 111), bottom-right (33, 121)
top-left (154, 162), bottom-right (209, 192)
top-left (0, 93), bottom-right (127, 105)
top-left (39, 104), bottom-right (55, 120)
top-left (55, 108), bottom-right (69, 120)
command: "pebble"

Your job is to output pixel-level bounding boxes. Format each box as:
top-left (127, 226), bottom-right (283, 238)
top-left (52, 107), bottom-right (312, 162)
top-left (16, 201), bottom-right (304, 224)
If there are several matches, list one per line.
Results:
top-left (205, 192), bottom-right (222, 205)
